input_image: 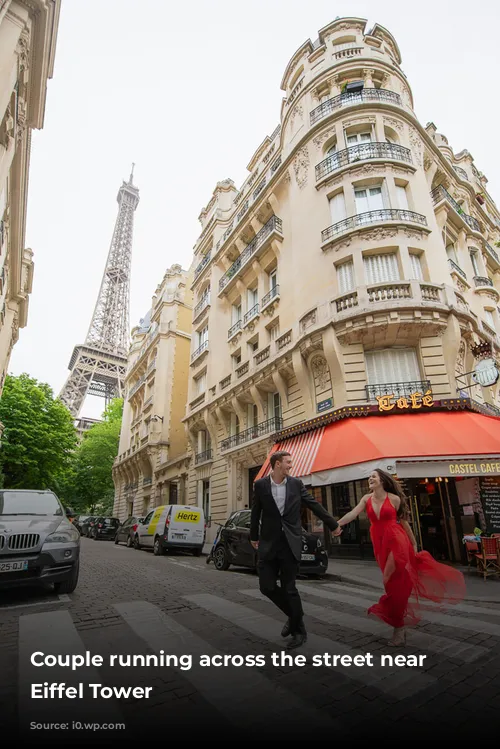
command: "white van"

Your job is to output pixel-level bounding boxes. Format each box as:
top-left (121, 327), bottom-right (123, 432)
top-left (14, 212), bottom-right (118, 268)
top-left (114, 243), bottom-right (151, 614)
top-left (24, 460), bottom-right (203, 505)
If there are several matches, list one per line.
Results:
top-left (133, 504), bottom-right (205, 556)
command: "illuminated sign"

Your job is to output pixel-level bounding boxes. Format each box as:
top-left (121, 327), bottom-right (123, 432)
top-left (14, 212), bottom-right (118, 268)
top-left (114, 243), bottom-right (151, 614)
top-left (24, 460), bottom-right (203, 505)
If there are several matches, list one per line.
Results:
top-left (449, 462), bottom-right (500, 475)
top-left (376, 389), bottom-right (434, 412)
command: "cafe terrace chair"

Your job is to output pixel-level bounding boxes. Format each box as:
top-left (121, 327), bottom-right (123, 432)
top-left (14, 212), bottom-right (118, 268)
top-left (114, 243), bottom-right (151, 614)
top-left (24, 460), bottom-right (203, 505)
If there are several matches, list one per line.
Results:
top-left (474, 537), bottom-right (500, 580)
top-left (464, 541), bottom-right (480, 569)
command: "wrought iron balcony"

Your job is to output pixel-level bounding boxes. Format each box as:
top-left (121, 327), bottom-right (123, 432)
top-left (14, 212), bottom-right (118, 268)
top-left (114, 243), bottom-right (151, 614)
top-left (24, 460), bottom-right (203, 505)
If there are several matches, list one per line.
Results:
top-left (484, 241), bottom-right (500, 264)
top-left (366, 380), bottom-right (431, 402)
top-left (261, 284), bottom-right (280, 309)
top-left (219, 216), bottom-right (283, 293)
top-left (228, 319), bottom-right (242, 339)
top-left (448, 258), bottom-right (467, 279)
top-left (193, 294), bottom-right (210, 320)
top-left (191, 340), bottom-right (208, 363)
top-left (194, 252), bottom-right (211, 280)
top-left (321, 209), bottom-right (427, 244)
top-left (220, 416), bottom-right (283, 452)
top-left (310, 88), bottom-right (402, 126)
top-left (431, 185), bottom-right (481, 233)
top-left (316, 142), bottom-right (412, 181)
top-left (244, 304), bottom-right (259, 326)
top-left (474, 276), bottom-right (494, 288)
top-left (195, 449), bottom-right (213, 465)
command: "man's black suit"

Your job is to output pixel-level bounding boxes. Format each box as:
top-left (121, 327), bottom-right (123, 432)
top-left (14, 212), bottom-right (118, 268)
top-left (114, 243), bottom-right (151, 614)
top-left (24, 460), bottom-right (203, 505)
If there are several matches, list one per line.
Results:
top-left (250, 474), bottom-right (339, 635)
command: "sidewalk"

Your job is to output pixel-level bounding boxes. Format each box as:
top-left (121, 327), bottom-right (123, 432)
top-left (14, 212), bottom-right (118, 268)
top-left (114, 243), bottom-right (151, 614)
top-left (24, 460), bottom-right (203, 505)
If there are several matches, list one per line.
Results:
top-left (325, 558), bottom-right (500, 604)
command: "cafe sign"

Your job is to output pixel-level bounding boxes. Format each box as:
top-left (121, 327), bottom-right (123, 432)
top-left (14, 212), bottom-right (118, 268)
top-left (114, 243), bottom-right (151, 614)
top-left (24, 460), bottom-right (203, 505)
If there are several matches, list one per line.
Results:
top-left (376, 389), bottom-right (434, 412)
top-left (395, 459), bottom-right (500, 478)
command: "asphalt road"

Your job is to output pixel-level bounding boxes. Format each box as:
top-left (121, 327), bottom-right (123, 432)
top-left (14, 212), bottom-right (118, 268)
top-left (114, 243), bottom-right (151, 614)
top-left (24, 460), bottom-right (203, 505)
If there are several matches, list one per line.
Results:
top-left (1, 537), bottom-right (500, 741)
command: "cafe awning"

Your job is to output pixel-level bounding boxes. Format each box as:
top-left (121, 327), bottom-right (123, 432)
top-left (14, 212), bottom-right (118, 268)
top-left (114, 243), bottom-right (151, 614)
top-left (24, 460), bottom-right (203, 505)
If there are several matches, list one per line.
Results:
top-left (254, 410), bottom-right (500, 485)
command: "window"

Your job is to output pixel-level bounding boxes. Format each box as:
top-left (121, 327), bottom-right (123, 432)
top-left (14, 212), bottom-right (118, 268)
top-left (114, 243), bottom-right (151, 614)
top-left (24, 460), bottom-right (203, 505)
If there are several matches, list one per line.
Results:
top-left (200, 479), bottom-right (210, 519)
top-left (363, 253), bottom-right (399, 284)
top-left (346, 131), bottom-right (372, 146)
top-left (268, 392), bottom-right (281, 422)
top-left (329, 191), bottom-right (346, 223)
top-left (195, 372), bottom-right (206, 395)
top-left (232, 353), bottom-right (241, 368)
top-left (269, 270), bottom-right (278, 290)
top-left (395, 185), bottom-right (409, 210)
top-left (197, 325), bottom-right (208, 347)
top-left (232, 303), bottom-right (242, 324)
top-left (250, 340), bottom-right (258, 352)
top-left (230, 413), bottom-right (240, 436)
top-left (355, 185), bottom-right (385, 213)
top-left (484, 309), bottom-right (495, 328)
top-left (269, 322), bottom-right (280, 341)
top-left (470, 250), bottom-right (480, 276)
top-left (409, 253), bottom-right (423, 280)
top-left (247, 287), bottom-right (258, 311)
top-left (337, 260), bottom-right (355, 293)
top-left (248, 403), bottom-right (258, 428)
top-left (365, 348), bottom-right (421, 386)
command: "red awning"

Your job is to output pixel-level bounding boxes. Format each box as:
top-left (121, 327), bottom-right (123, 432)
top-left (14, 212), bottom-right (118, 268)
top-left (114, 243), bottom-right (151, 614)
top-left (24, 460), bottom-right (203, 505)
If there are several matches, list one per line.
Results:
top-left (255, 410), bottom-right (500, 482)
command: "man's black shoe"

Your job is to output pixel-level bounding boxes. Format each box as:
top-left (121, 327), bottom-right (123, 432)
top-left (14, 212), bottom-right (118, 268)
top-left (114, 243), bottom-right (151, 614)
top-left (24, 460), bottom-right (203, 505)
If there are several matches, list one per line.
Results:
top-left (281, 618), bottom-right (292, 637)
top-left (286, 630), bottom-right (307, 649)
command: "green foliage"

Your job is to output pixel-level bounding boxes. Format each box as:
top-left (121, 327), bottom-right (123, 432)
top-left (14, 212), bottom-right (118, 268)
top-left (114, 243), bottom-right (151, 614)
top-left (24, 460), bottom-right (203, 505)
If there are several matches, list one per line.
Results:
top-left (71, 398), bottom-right (123, 514)
top-left (0, 373), bottom-right (78, 492)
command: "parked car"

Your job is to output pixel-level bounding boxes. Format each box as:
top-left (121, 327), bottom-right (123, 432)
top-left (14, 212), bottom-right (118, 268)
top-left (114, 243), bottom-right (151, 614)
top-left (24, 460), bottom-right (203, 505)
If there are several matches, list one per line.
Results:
top-left (79, 516), bottom-right (96, 537)
top-left (73, 515), bottom-right (91, 534)
top-left (133, 504), bottom-right (205, 556)
top-left (114, 516), bottom-right (143, 547)
top-left (0, 488), bottom-right (80, 593)
top-left (90, 516), bottom-right (120, 540)
top-left (209, 509), bottom-right (329, 576)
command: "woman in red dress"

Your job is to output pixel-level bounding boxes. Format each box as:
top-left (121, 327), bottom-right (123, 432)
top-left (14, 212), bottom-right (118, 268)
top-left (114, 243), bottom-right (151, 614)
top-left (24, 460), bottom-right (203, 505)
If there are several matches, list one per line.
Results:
top-left (337, 469), bottom-right (466, 646)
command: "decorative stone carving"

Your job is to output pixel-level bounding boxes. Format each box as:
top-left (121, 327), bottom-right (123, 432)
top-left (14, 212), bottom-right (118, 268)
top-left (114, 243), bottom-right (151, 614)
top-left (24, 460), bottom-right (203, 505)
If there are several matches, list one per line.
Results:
top-left (383, 116), bottom-right (404, 133)
top-left (16, 27), bottom-right (30, 72)
top-left (360, 228), bottom-right (398, 242)
top-left (349, 164), bottom-right (385, 178)
top-left (313, 127), bottom-right (336, 150)
top-left (456, 340), bottom-right (466, 376)
top-left (291, 103), bottom-right (303, 124)
top-left (343, 116), bottom-right (376, 129)
top-left (300, 309), bottom-right (317, 332)
top-left (409, 126), bottom-right (423, 167)
top-left (293, 146), bottom-right (309, 189)
top-left (311, 355), bottom-right (329, 388)
top-left (403, 229), bottom-right (425, 240)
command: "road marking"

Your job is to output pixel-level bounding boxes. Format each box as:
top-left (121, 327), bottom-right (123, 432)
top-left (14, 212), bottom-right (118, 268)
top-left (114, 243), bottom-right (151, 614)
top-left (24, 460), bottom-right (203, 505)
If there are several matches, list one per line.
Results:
top-left (18, 609), bottom-right (123, 735)
top-left (304, 583), bottom-right (500, 637)
top-left (114, 600), bottom-right (339, 735)
top-left (241, 588), bottom-right (487, 664)
top-left (0, 597), bottom-right (66, 611)
top-left (185, 592), bottom-right (435, 698)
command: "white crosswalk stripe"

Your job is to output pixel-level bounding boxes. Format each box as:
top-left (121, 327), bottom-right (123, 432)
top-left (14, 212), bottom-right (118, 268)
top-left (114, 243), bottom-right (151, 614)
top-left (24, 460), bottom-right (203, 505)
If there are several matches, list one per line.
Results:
top-left (241, 588), bottom-right (488, 664)
top-left (114, 600), bottom-right (340, 734)
top-left (185, 592), bottom-right (436, 699)
top-left (18, 609), bottom-right (124, 736)
top-left (308, 583), bottom-right (500, 637)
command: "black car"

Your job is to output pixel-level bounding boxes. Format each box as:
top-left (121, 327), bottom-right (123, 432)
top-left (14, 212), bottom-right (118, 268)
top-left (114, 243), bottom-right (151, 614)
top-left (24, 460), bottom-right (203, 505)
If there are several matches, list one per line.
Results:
top-left (91, 516), bottom-right (120, 540)
top-left (80, 516), bottom-right (96, 537)
top-left (210, 509), bottom-right (328, 576)
top-left (114, 516), bottom-right (143, 547)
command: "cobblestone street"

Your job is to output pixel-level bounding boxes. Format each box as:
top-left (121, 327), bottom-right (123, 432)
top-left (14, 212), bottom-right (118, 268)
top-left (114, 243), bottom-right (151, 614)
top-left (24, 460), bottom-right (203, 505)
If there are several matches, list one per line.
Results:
top-left (1, 537), bottom-right (500, 741)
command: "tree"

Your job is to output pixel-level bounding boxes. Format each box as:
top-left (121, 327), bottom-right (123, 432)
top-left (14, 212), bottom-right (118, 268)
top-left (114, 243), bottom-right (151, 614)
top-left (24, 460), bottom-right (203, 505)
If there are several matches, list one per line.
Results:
top-left (0, 373), bottom-right (78, 491)
top-left (71, 398), bottom-right (123, 513)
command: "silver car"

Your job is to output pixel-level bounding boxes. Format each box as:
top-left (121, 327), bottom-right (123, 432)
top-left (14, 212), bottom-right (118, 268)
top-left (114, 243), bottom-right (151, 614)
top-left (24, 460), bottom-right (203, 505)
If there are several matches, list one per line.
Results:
top-left (0, 489), bottom-right (80, 594)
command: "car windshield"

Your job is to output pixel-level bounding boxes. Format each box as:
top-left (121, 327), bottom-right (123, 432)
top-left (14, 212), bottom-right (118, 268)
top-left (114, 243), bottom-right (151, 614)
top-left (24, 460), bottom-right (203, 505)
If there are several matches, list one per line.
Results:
top-left (0, 491), bottom-right (63, 516)
top-left (103, 518), bottom-right (119, 526)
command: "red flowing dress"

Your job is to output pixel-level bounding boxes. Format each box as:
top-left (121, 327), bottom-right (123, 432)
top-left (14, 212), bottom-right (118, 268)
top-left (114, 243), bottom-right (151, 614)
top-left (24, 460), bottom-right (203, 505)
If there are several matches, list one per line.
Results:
top-left (366, 495), bottom-right (466, 628)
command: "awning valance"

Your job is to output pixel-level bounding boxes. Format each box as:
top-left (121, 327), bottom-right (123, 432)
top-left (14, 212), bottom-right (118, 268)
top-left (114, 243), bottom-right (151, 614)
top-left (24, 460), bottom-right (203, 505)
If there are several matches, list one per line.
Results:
top-left (255, 410), bottom-right (500, 485)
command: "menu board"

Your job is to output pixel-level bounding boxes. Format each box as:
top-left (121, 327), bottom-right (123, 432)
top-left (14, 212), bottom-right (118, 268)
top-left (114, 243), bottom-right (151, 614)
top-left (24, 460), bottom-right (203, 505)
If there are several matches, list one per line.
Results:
top-left (479, 476), bottom-right (500, 533)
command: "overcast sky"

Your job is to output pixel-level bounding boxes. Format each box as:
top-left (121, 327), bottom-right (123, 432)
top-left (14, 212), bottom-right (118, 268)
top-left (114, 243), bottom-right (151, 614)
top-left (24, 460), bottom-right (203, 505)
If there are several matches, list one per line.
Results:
top-left (8, 0), bottom-right (500, 419)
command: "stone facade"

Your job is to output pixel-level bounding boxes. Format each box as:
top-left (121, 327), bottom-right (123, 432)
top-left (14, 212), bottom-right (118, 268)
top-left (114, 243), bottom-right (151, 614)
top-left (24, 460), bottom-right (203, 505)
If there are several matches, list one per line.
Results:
top-left (112, 264), bottom-right (193, 520)
top-left (182, 17), bottom-right (500, 542)
top-left (0, 1), bottom-right (61, 421)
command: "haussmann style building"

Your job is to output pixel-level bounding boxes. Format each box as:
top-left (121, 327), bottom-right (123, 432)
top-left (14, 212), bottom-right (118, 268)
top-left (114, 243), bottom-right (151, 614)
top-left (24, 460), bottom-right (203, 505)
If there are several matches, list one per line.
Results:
top-left (112, 264), bottom-right (193, 519)
top-left (183, 16), bottom-right (500, 562)
top-left (0, 0), bottom-right (60, 411)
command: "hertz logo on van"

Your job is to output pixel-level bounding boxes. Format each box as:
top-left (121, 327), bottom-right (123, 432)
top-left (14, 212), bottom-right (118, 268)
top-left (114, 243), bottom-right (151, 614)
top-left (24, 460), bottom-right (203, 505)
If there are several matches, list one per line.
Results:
top-left (174, 510), bottom-right (200, 523)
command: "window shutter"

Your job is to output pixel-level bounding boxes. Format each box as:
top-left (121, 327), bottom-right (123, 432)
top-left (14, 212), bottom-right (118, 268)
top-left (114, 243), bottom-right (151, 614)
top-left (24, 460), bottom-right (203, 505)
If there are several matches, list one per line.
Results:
top-left (484, 309), bottom-right (495, 328)
top-left (363, 253), bottom-right (399, 284)
top-left (365, 348), bottom-right (420, 385)
top-left (396, 185), bottom-right (409, 210)
top-left (329, 192), bottom-right (346, 223)
top-left (409, 253), bottom-right (423, 280)
top-left (337, 260), bottom-right (355, 293)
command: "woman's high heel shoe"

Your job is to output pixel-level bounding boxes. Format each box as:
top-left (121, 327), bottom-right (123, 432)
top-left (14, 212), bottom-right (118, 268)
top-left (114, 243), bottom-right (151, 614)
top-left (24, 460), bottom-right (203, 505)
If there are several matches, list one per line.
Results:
top-left (388, 629), bottom-right (406, 646)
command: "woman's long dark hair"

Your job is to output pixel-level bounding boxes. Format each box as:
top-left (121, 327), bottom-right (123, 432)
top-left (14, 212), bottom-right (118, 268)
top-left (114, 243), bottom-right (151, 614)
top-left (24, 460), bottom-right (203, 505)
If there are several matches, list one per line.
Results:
top-left (374, 469), bottom-right (410, 521)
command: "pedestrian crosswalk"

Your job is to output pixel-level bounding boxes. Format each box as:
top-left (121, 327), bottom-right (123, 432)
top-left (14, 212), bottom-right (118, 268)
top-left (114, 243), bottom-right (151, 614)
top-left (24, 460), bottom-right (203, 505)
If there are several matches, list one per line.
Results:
top-left (11, 577), bottom-right (500, 737)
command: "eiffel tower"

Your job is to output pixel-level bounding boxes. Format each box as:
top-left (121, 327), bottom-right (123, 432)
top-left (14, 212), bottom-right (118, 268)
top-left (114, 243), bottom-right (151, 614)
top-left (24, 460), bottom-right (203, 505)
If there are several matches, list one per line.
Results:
top-left (59, 166), bottom-right (139, 423)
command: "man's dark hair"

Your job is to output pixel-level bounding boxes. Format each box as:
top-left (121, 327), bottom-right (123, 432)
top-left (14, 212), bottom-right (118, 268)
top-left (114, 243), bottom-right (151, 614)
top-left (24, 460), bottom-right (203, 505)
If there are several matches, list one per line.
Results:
top-left (270, 450), bottom-right (291, 469)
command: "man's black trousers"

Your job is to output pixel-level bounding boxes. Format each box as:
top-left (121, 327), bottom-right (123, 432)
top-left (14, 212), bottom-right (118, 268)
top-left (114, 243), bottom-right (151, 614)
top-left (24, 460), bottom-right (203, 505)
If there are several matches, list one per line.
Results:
top-left (257, 532), bottom-right (304, 634)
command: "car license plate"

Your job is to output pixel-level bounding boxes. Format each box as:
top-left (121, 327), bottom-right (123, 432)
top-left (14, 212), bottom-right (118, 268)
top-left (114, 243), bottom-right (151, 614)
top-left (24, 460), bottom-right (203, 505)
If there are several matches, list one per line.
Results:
top-left (173, 533), bottom-right (186, 539)
top-left (301, 554), bottom-right (315, 561)
top-left (0, 560), bottom-right (29, 573)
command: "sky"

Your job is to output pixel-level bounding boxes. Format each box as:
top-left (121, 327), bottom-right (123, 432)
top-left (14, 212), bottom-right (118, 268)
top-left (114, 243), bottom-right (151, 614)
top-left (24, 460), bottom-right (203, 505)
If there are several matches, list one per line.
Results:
top-left (8, 0), bottom-right (500, 419)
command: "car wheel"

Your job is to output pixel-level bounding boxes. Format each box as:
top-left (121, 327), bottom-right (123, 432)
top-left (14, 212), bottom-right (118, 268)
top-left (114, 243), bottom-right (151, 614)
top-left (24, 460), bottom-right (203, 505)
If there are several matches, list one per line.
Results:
top-left (153, 536), bottom-right (163, 556)
top-left (126, 536), bottom-right (132, 548)
top-left (133, 535), bottom-right (141, 550)
top-left (213, 545), bottom-right (230, 570)
top-left (54, 560), bottom-right (80, 595)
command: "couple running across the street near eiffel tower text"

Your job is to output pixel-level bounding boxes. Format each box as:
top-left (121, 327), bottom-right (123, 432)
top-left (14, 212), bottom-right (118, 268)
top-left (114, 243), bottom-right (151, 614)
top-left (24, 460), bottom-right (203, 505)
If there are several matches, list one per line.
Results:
top-left (250, 450), bottom-right (466, 649)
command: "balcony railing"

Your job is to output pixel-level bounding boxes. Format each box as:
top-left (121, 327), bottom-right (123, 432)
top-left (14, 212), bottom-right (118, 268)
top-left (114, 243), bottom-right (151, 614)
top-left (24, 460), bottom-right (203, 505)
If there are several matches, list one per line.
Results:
top-left (195, 449), bottom-right (213, 465)
top-left (484, 241), bottom-right (500, 264)
top-left (448, 258), bottom-right (467, 279)
top-left (228, 319), bottom-right (242, 339)
top-left (219, 216), bottom-right (283, 292)
top-left (194, 252), bottom-right (211, 280)
top-left (194, 294), bottom-right (210, 319)
top-left (316, 142), bottom-right (412, 181)
top-left (261, 284), bottom-right (280, 309)
top-left (321, 209), bottom-right (427, 244)
top-left (310, 88), bottom-right (402, 125)
top-left (431, 185), bottom-right (481, 232)
top-left (244, 304), bottom-right (259, 325)
top-left (366, 380), bottom-right (431, 401)
top-left (474, 276), bottom-right (494, 288)
top-left (220, 416), bottom-right (283, 452)
top-left (191, 340), bottom-right (208, 363)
